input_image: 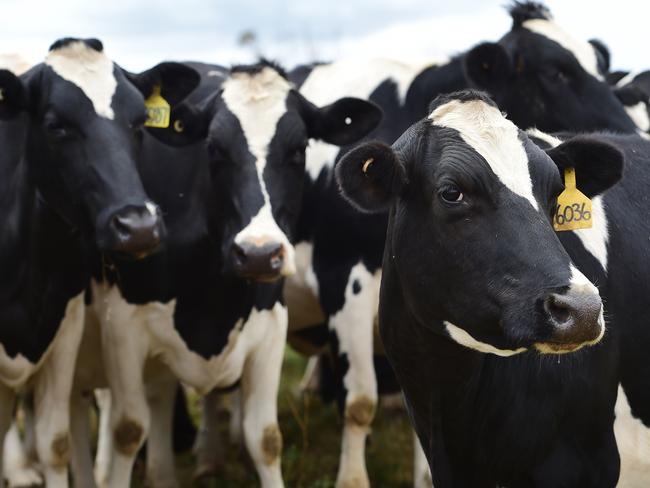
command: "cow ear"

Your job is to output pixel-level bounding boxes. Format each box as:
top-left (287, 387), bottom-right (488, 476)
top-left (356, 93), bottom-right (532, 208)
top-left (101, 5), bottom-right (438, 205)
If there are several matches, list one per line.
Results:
top-left (589, 39), bottom-right (610, 74)
top-left (128, 62), bottom-right (200, 107)
top-left (336, 141), bottom-right (406, 213)
top-left (465, 42), bottom-right (512, 90)
top-left (301, 95), bottom-right (383, 146)
top-left (128, 63), bottom-right (213, 147)
top-left (0, 69), bottom-right (27, 119)
top-left (546, 136), bottom-right (624, 198)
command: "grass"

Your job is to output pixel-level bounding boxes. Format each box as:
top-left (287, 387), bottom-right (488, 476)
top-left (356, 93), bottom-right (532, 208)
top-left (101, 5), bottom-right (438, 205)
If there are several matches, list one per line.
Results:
top-left (132, 347), bottom-right (415, 487)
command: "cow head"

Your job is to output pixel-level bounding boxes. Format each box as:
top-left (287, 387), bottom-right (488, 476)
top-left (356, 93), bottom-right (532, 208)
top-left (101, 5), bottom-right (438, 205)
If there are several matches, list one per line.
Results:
top-left (464, 2), bottom-right (636, 133)
top-left (150, 61), bottom-right (382, 281)
top-left (337, 90), bottom-right (624, 355)
top-left (0, 38), bottom-right (199, 259)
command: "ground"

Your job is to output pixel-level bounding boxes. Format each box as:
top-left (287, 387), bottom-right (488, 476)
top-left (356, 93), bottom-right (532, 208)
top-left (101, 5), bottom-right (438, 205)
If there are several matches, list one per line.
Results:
top-left (132, 347), bottom-right (415, 487)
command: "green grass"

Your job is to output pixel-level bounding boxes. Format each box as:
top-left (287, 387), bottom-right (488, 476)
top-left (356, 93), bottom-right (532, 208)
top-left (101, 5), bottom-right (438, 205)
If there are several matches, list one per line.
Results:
top-left (133, 347), bottom-right (415, 487)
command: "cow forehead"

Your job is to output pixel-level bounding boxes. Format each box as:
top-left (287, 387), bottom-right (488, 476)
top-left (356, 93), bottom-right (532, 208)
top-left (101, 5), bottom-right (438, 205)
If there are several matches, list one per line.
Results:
top-left (429, 99), bottom-right (538, 210)
top-left (522, 19), bottom-right (602, 80)
top-left (221, 67), bottom-right (293, 160)
top-left (45, 41), bottom-right (117, 119)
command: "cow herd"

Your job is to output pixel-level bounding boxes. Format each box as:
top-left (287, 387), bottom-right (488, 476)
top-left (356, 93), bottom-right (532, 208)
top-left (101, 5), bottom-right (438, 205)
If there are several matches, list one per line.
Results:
top-left (1, 1), bottom-right (649, 487)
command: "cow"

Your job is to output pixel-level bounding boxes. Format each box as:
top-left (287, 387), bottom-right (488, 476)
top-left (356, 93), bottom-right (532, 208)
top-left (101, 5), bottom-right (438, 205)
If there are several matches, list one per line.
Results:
top-left (0, 38), bottom-right (200, 487)
top-left (607, 70), bottom-right (650, 135)
top-left (67, 59), bottom-right (382, 488)
top-left (336, 88), bottom-right (650, 487)
top-left (280, 2), bottom-right (639, 486)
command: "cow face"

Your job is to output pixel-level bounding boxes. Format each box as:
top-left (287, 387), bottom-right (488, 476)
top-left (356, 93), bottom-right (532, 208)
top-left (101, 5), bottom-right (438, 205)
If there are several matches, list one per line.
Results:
top-left (153, 62), bottom-right (381, 282)
top-left (464, 2), bottom-right (636, 133)
top-left (0, 38), bottom-right (199, 259)
top-left (337, 91), bottom-right (624, 356)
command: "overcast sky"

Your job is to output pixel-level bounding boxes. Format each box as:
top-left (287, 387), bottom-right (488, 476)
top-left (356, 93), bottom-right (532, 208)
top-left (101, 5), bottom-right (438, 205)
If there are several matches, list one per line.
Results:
top-left (1, 0), bottom-right (646, 73)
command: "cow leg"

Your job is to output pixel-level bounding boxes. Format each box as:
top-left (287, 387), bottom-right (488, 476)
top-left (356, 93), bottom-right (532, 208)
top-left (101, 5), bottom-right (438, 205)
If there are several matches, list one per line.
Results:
top-left (193, 389), bottom-right (226, 480)
top-left (413, 430), bottom-right (433, 488)
top-left (0, 384), bottom-right (15, 488)
top-left (94, 388), bottom-right (113, 487)
top-left (326, 264), bottom-right (379, 488)
top-left (240, 304), bottom-right (287, 488)
top-left (229, 388), bottom-right (243, 447)
top-left (298, 356), bottom-right (321, 395)
top-left (145, 367), bottom-right (178, 488)
top-left (32, 292), bottom-right (85, 488)
top-left (3, 418), bottom-right (42, 488)
top-left (99, 314), bottom-right (150, 488)
top-left (69, 390), bottom-right (97, 488)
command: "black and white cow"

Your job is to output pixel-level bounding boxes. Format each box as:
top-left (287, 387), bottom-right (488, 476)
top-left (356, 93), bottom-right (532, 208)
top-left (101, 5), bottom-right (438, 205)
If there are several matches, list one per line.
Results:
top-left (337, 89), bottom-right (650, 487)
top-left (68, 60), bottom-right (381, 487)
top-left (0, 38), bottom-right (199, 487)
top-left (284, 2), bottom-right (638, 487)
top-left (607, 70), bottom-right (650, 135)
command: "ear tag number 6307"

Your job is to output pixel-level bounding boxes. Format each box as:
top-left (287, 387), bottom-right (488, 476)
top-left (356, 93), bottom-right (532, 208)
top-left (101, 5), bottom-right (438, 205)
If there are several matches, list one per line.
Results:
top-left (553, 167), bottom-right (592, 232)
top-left (144, 85), bottom-right (170, 129)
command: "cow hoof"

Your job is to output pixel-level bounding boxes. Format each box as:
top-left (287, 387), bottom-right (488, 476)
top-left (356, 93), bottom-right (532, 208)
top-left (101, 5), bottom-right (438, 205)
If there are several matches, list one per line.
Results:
top-left (192, 460), bottom-right (224, 482)
top-left (336, 477), bottom-right (370, 488)
top-left (6, 466), bottom-right (43, 488)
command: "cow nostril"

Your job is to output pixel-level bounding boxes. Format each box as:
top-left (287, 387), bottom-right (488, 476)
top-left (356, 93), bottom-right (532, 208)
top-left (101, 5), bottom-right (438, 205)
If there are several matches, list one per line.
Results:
top-left (112, 215), bottom-right (132, 236)
top-left (269, 245), bottom-right (284, 270)
top-left (544, 294), bottom-right (572, 325)
top-left (232, 244), bottom-right (248, 266)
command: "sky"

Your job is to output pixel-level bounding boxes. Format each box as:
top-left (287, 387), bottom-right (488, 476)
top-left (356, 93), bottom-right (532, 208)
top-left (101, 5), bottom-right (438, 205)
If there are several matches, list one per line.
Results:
top-left (0, 0), bottom-right (646, 73)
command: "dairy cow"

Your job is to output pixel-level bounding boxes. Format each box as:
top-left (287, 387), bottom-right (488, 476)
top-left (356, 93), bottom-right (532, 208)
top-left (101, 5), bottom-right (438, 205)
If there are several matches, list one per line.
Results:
top-left (283, 2), bottom-right (637, 486)
top-left (337, 89), bottom-right (650, 487)
top-left (68, 60), bottom-right (381, 488)
top-left (0, 38), bottom-right (199, 487)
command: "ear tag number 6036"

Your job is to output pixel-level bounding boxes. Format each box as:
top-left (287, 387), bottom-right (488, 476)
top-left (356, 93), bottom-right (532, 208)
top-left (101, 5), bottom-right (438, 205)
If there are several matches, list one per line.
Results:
top-left (144, 85), bottom-right (170, 129)
top-left (553, 167), bottom-right (592, 232)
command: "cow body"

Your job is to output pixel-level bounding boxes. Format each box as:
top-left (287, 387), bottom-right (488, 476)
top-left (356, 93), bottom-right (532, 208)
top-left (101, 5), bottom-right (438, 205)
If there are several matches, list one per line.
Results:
top-left (337, 90), bottom-right (650, 486)
top-left (0, 38), bottom-right (199, 487)
top-left (69, 61), bottom-right (380, 487)
top-left (285, 3), bottom-right (638, 485)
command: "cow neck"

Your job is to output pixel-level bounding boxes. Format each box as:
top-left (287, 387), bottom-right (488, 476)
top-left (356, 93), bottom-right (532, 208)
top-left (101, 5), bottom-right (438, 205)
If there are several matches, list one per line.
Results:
top-left (404, 56), bottom-right (468, 124)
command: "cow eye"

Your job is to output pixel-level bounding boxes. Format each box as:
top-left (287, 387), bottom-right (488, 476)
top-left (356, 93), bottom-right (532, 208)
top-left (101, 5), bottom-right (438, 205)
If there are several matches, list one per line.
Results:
top-left (439, 185), bottom-right (464, 204)
top-left (45, 120), bottom-right (70, 140)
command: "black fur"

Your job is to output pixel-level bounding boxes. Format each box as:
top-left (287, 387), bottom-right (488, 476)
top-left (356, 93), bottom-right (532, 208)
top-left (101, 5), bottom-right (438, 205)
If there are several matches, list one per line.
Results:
top-left (508, 1), bottom-right (552, 26)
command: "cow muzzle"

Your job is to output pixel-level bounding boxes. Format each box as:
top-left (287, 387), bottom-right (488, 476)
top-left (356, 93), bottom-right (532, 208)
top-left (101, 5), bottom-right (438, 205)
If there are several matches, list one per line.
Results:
top-left (107, 204), bottom-right (164, 259)
top-left (230, 239), bottom-right (287, 282)
top-left (534, 289), bottom-right (605, 354)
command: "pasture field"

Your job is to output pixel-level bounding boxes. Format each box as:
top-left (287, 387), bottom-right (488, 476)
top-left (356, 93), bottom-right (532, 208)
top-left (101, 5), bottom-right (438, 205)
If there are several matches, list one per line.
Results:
top-left (132, 347), bottom-right (415, 487)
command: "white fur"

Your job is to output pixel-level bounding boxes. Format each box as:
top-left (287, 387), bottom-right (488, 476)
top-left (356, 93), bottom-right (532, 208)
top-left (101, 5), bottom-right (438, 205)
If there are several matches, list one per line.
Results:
top-left (300, 58), bottom-right (436, 181)
top-left (2, 422), bottom-right (42, 487)
top-left (625, 102), bottom-right (650, 133)
top-left (616, 71), bottom-right (638, 88)
top-left (615, 385), bottom-right (650, 487)
top-left (522, 19), bottom-right (603, 80)
top-left (0, 53), bottom-right (31, 75)
top-left (526, 127), bottom-right (563, 147)
top-left (144, 201), bottom-right (157, 217)
top-left (283, 242), bottom-right (324, 332)
top-left (223, 67), bottom-right (296, 276)
top-left (413, 432), bottom-right (433, 488)
top-left (430, 99), bottom-right (538, 210)
top-left (45, 41), bottom-right (117, 119)
top-left (444, 322), bottom-right (527, 356)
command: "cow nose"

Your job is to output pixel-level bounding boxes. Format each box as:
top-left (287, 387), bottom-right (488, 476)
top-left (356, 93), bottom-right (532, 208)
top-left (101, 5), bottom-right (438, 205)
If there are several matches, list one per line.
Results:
top-left (231, 241), bottom-right (285, 281)
top-left (543, 290), bottom-right (603, 345)
top-left (109, 206), bottom-right (163, 259)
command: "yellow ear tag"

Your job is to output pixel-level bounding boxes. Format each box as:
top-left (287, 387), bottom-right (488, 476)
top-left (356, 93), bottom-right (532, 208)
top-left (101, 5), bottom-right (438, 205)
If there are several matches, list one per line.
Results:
top-left (553, 167), bottom-right (592, 232)
top-left (144, 85), bottom-right (170, 129)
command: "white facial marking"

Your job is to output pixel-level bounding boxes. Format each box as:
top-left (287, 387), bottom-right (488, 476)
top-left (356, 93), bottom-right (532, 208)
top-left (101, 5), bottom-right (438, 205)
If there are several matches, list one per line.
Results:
top-left (300, 58), bottom-right (437, 180)
top-left (431, 99), bottom-right (538, 210)
top-left (45, 41), bottom-right (117, 119)
top-left (145, 201), bottom-right (157, 216)
top-left (615, 385), bottom-right (650, 486)
top-left (207, 70), bottom-right (223, 77)
top-left (222, 67), bottom-right (296, 275)
top-left (625, 102), bottom-right (650, 133)
top-left (527, 128), bottom-right (610, 272)
top-left (444, 322), bottom-right (527, 357)
top-left (522, 19), bottom-right (603, 80)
